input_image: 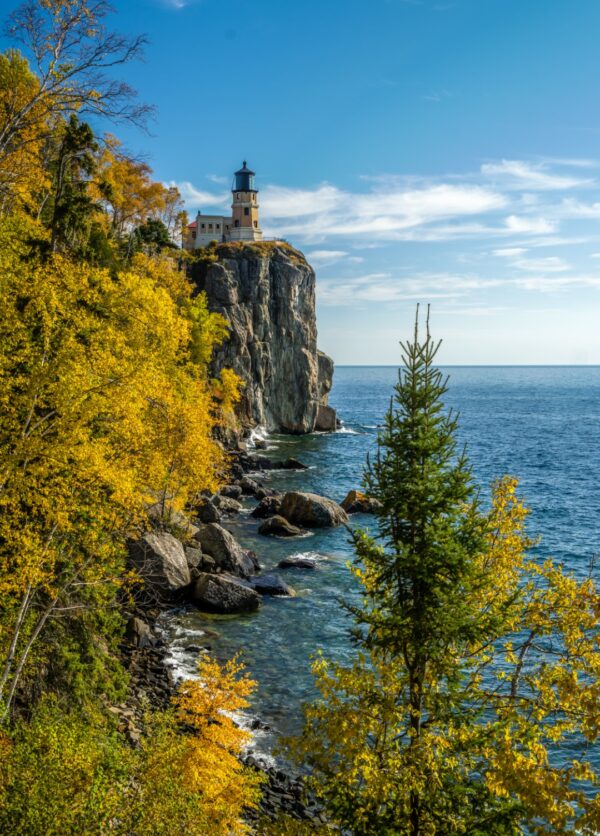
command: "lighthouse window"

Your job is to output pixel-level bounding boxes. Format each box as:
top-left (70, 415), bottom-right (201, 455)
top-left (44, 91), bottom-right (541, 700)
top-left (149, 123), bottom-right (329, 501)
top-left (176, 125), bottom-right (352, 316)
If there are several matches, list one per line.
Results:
top-left (235, 220), bottom-right (240, 227)
top-left (208, 223), bottom-right (213, 230)
top-left (216, 224), bottom-right (220, 229)
top-left (201, 223), bottom-right (205, 229)
top-left (244, 207), bottom-right (249, 216)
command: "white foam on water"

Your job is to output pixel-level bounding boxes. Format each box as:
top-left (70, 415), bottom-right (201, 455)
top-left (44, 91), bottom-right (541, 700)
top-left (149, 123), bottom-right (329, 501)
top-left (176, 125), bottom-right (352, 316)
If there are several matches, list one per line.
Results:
top-left (248, 425), bottom-right (269, 448)
top-left (288, 550), bottom-right (328, 563)
top-left (157, 619), bottom-right (279, 764)
top-left (336, 425), bottom-right (360, 435)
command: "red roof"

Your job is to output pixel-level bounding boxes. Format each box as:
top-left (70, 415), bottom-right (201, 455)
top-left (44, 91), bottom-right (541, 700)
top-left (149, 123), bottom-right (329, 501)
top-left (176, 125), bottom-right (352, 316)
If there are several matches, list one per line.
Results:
top-left (188, 220), bottom-right (197, 229)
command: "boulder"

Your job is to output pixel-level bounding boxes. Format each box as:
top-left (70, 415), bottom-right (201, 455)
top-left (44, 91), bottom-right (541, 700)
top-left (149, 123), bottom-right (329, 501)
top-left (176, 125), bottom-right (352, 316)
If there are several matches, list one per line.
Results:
top-left (280, 491), bottom-right (348, 528)
top-left (195, 499), bottom-right (221, 524)
top-left (279, 458), bottom-right (308, 470)
top-left (194, 523), bottom-right (256, 578)
top-left (184, 546), bottom-right (203, 571)
top-left (246, 550), bottom-right (261, 573)
top-left (213, 495), bottom-right (243, 514)
top-left (251, 495), bottom-right (283, 519)
top-left (340, 490), bottom-right (383, 514)
top-left (315, 404), bottom-right (337, 432)
top-left (251, 573), bottom-right (296, 597)
top-left (240, 476), bottom-right (261, 495)
top-left (125, 616), bottom-right (153, 648)
top-left (200, 554), bottom-right (216, 573)
top-left (255, 486), bottom-right (277, 500)
top-left (258, 515), bottom-right (305, 538)
top-left (192, 573), bottom-right (260, 614)
top-left (278, 555), bottom-right (318, 570)
top-left (220, 484), bottom-right (242, 500)
top-left (128, 532), bottom-right (191, 596)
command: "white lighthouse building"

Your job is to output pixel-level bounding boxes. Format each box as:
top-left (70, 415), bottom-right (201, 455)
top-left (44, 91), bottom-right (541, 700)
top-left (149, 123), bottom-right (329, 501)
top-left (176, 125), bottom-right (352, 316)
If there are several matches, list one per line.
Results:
top-left (183, 161), bottom-right (264, 250)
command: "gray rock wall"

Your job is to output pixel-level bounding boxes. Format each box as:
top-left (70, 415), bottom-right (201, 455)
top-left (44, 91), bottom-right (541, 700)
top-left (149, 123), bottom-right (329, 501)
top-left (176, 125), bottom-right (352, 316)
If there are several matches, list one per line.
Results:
top-left (192, 242), bottom-right (334, 434)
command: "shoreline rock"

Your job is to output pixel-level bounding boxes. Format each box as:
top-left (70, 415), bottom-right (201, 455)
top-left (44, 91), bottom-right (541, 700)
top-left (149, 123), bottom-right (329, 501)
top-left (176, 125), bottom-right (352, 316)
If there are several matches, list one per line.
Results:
top-left (258, 515), bottom-right (305, 538)
top-left (340, 489), bottom-right (383, 514)
top-left (280, 491), bottom-right (348, 528)
top-left (194, 523), bottom-right (257, 578)
top-left (128, 532), bottom-right (191, 601)
top-left (278, 555), bottom-right (318, 570)
top-left (250, 573), bottom-right (296, 597)
top-left (192, 573), bottom-right (261, 614)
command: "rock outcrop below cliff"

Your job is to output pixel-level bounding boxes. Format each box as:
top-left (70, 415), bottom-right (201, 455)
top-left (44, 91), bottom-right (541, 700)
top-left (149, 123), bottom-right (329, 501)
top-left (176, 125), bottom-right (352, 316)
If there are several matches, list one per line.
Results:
top-left (192, 242), bottom-right (335, 434)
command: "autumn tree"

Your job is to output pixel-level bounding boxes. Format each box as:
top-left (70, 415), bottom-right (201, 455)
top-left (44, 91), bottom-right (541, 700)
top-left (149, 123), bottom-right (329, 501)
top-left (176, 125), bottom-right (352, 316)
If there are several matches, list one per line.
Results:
top-left (0, 48), bottom-right (48, 211)
top-left (0, 658), bottom-right (261, 835)
top-left (0, 0), bottom-right (150, 154)
top-left (0, 215), bottom-right (235, 717)
top-left (293, 311), bottom-right (600, 834)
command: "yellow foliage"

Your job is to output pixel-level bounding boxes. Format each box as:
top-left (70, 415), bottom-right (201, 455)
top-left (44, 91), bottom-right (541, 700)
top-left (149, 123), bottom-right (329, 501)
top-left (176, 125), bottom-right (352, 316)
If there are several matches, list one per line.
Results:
top-left (293, 477), bottom-right (600, 834)
top-left (126, 657), bottom-right (262, 834)
top-left (95, 137), bottom-right (177, 239)
top-left (0, 213), bottom-right (230, 713)
top-left (0, 659), bottom-right (262, 835)
top-left (0, 50), bottom-right (49, 213)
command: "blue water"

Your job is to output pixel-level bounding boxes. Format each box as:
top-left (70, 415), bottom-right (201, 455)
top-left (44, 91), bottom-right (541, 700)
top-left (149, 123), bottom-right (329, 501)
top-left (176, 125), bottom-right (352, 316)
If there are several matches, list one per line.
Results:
top-left (162, 366), bottom-right (600, 760)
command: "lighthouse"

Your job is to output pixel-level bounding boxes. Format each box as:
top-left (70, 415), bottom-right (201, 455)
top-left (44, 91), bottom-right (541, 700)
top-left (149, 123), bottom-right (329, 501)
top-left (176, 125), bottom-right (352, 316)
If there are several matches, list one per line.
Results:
top-left (229, 161), bottom-right (263, 242)
top-left (183, 161), bottom-right (264, 249)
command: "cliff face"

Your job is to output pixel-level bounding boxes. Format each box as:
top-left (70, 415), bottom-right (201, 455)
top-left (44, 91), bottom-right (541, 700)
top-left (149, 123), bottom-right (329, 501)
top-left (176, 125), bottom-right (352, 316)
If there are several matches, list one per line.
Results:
top-left (192, 242), bottom-right (335, 434)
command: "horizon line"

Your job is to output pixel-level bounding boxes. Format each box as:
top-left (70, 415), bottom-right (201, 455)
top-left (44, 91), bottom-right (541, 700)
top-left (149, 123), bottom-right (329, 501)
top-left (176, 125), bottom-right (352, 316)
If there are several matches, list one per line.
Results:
top-left (335, 364), bottom-right (600, 368)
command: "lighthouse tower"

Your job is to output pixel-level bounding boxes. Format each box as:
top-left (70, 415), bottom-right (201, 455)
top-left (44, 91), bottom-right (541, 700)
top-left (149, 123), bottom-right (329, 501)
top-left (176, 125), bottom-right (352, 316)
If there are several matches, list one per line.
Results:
top-left (229, 161), bottom-right (263, 242)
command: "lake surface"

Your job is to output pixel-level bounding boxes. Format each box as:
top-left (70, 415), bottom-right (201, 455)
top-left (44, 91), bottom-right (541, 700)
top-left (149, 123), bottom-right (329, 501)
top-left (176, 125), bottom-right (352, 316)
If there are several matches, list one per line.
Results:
top-left (161, 366), bottom-right (600, 763)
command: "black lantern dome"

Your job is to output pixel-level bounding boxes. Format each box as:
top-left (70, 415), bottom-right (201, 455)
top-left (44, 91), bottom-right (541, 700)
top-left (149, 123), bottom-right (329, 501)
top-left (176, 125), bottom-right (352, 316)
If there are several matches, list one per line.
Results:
top-left (233, 161), bottom-right (256, 192)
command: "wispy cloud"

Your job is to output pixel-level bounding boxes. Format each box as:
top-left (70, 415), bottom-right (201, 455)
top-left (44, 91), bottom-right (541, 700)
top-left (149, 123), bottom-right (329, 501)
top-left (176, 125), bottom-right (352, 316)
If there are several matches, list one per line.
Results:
top-left (481, 160), bottom-right (593, 191)
top-left (174, 157), bottom-right (600, 247)
top-left (318, 269), bottom-right (600, 307)
top-left (512, 256), bottom-right (570, 273)
top-left (169, 181), bottom-right (228, 209)
top-left (493, 247), bottom-right (528, 257)
top-left (306, 250), bottom-right (349, 264)
top-left (504, 215), bottom-right (557, 234)
top-left (263, 183), bottom-right (507, 241)
top-left (424, 88), bottom-right (453, 103)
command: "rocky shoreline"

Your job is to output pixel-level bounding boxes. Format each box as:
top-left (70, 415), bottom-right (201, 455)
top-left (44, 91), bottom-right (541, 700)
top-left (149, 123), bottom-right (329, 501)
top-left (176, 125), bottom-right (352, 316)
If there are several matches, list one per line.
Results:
top-left (119, 435), bottom-right (379, 826)
top-left (117, 613), bottom-right (328, 825)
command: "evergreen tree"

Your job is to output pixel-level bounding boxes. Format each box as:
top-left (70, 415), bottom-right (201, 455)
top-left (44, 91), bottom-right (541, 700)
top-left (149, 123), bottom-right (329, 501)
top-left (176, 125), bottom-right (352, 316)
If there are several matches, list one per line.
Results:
top-left (44, 115), bottom-right (99, 254)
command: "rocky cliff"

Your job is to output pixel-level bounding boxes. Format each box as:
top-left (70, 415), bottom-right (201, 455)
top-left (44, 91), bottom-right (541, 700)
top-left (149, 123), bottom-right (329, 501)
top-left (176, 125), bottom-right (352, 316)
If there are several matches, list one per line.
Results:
top-left (191, 242), bottom-right (335, 434)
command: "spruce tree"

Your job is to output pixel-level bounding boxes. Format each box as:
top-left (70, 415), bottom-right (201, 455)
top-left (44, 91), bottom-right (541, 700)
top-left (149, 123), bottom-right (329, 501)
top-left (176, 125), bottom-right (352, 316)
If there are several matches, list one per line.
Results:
top-left (294, 309), bottom-right (522, 834)
top-left (295, 310), bottom-right (600, 833)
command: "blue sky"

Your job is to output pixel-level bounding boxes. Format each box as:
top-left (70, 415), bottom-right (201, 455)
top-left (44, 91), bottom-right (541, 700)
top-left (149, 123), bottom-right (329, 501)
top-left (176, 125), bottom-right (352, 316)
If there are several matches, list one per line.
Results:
top-left (15, 0), bottom-right (600, 363)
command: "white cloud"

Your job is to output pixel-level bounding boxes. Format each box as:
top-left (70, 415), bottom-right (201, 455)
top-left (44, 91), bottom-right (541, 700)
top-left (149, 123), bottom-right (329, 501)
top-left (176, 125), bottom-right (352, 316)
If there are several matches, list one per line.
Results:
top-left (493, 247), bottom-right (527, 257)
top-left (481, 160), bottom-right (592, 191)
top-left (263, 183), bottom-right (507, 242)
top-left (261, 185), bottom-right (342, 218)
top-left (306, 250), bottom-right (349, 264)
top-left (557, 198), bottom-right (600, 219)
top-left (207, 174), bottom-right (229, 184)
top-left (504, 215), bottom-right (557, 234)
top-left (316, 264), bottom-right (600, 308)
top-left (512, 256), bottom-right (570, 273)
top-left (169, 181), bottom-right (229, 209)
